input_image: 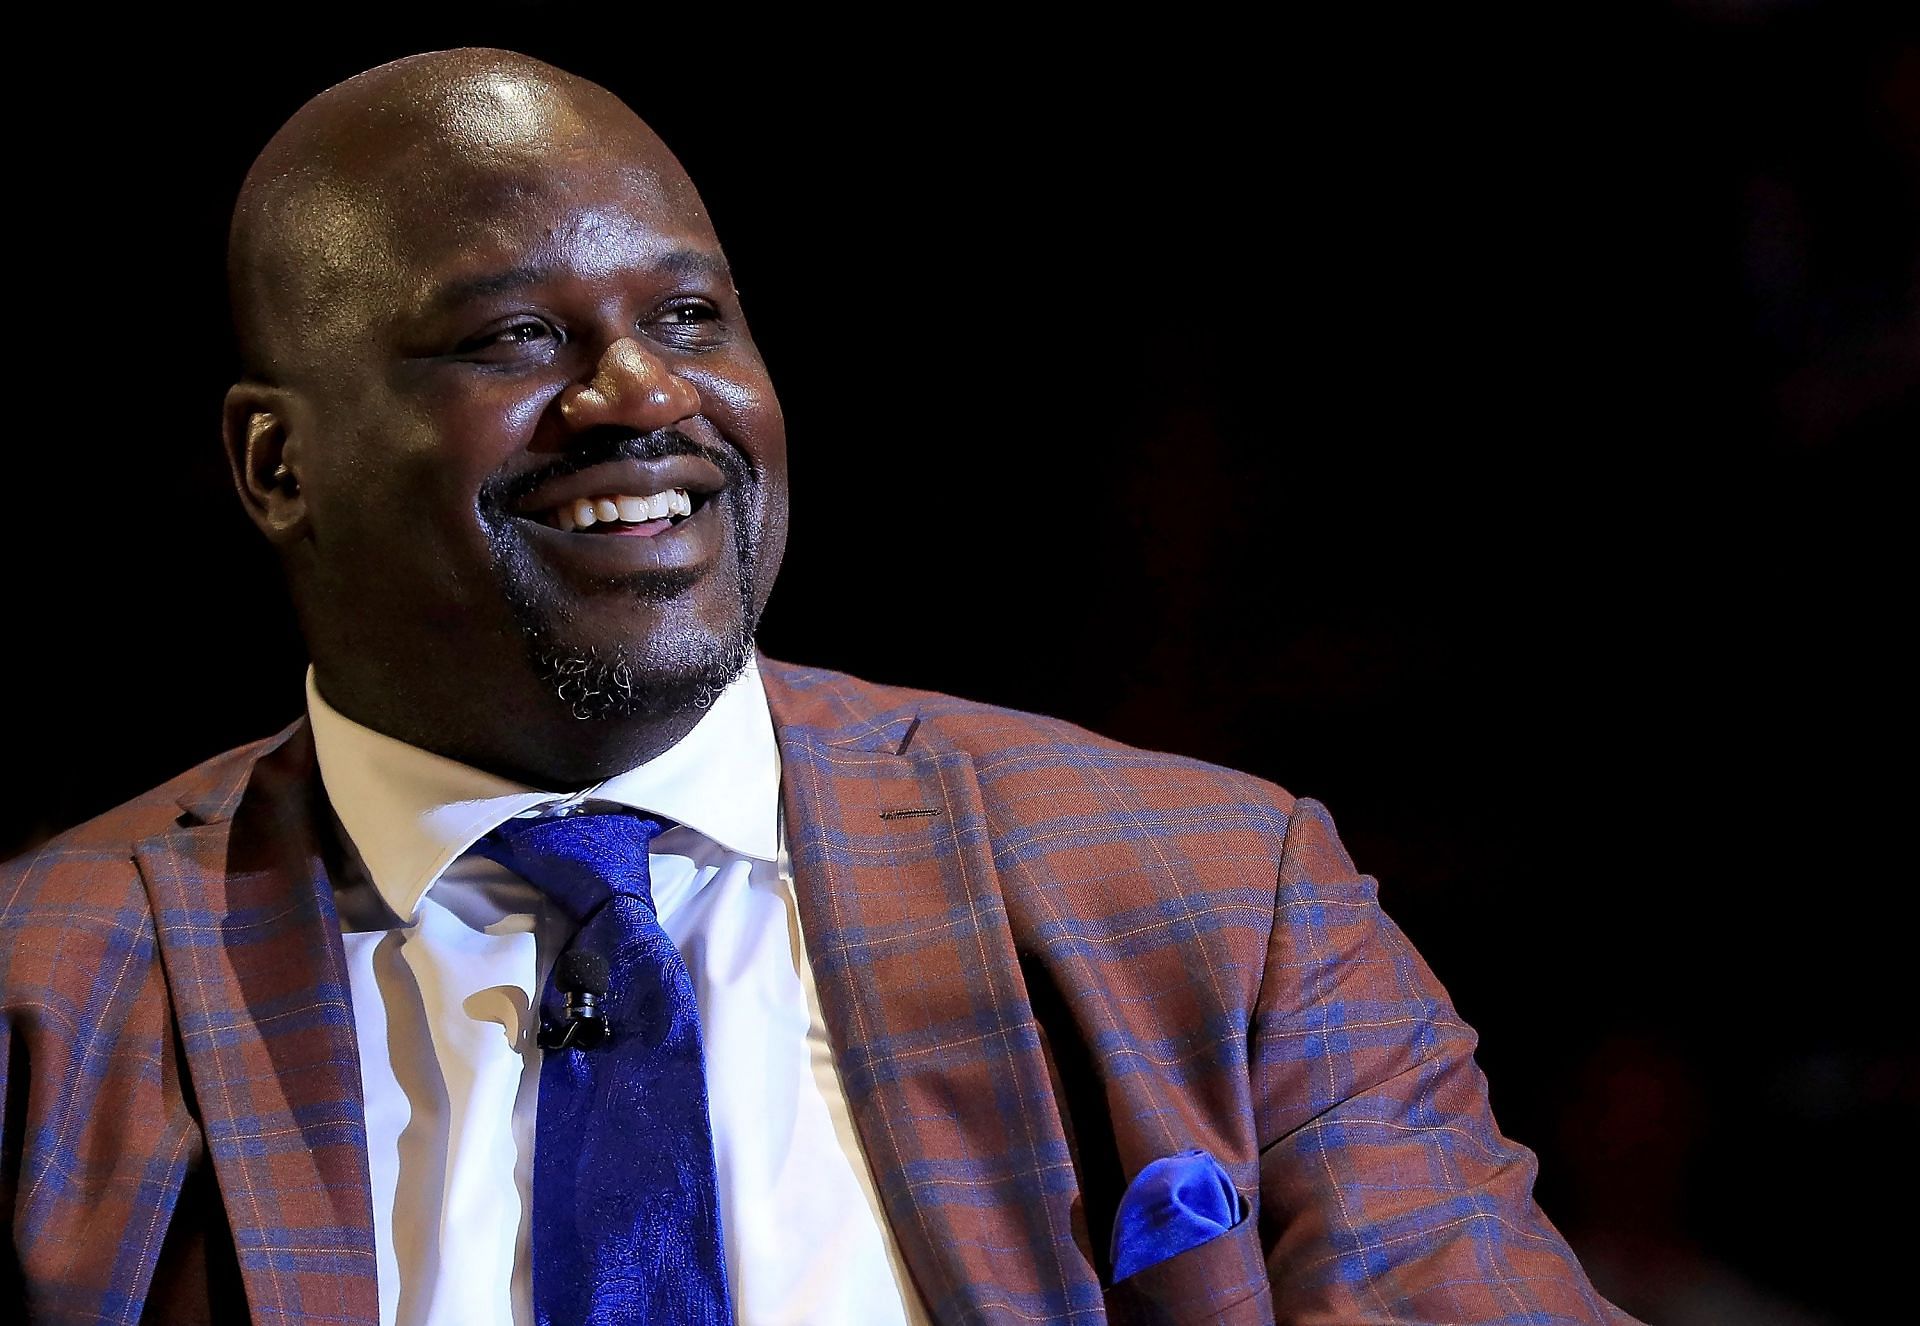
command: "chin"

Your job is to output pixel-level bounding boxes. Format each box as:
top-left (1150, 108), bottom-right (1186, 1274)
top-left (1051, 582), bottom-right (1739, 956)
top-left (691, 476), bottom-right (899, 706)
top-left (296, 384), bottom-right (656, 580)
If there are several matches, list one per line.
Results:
top-left (526, 613), bottom-right (755, 723)
top-left (490, 509), bottom-right (764, 723)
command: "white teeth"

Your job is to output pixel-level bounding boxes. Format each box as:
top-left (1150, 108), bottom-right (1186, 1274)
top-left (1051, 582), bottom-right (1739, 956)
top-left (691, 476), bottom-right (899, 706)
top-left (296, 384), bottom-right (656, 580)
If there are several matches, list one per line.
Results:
top-left (552, 488), bottom-right (693, 530)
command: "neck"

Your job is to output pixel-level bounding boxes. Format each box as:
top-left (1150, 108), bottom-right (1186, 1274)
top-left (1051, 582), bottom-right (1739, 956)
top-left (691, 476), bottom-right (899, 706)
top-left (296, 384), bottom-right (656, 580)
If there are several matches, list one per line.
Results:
top-left (310, 663), bottom-right (718, 789)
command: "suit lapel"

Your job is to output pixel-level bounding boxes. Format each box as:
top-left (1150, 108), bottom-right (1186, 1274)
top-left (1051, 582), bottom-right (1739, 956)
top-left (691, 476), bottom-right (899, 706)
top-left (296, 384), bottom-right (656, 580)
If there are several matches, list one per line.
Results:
top-left (136, 725), bottom-right (379, 1326)
top-left (120, 666), bottom-right (1114, 1324)
top-left (769, 670), bottom-right (1104, 1323)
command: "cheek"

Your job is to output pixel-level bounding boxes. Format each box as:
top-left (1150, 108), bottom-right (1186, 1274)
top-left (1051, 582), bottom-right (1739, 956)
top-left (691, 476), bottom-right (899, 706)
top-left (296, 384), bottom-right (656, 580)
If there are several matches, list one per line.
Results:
top-left (370, 376), bottom-right (561, 507)
top-left (402, 370), bottom-right (562, 455)
top-left (705, 374), bottom-right (789, 547)
top-left (305, 407), bottom-right (510, 573)
top-left (494, 388), bottom-right (559, 441)
top-left (693, 363), bottom-right (785, 461)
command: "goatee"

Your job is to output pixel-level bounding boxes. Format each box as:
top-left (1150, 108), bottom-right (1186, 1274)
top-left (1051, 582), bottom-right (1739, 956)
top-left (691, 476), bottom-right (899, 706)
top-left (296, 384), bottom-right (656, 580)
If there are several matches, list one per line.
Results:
top-left (479, 426), bottom-right (765, 722)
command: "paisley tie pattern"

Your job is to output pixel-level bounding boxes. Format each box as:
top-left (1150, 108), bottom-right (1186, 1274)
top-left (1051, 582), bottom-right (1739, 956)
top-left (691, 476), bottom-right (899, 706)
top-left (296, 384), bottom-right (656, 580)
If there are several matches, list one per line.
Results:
top-left (475, 812), bottom-right (732, 1326)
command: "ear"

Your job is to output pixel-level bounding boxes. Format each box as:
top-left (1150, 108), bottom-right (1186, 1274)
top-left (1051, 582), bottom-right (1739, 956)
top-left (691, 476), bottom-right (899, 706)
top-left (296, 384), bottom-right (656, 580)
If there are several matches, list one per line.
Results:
top-left (222, 381), bottom-right (309, 544)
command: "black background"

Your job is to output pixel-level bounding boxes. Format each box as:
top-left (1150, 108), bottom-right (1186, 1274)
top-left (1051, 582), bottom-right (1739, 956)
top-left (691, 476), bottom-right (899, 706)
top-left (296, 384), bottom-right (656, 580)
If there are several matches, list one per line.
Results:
top-left (5, 4), bottom-right (1913, 1321)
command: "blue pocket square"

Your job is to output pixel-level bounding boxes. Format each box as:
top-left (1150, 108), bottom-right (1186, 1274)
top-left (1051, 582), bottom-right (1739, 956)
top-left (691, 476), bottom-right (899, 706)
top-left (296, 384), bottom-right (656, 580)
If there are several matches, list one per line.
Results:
top-left (1110, 1147), bottom-right (1247, 1283)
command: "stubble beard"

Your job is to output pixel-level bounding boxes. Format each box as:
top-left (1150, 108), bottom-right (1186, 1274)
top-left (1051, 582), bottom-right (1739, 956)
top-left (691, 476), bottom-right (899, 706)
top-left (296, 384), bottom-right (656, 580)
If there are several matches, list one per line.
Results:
top-left (526, 600), bottom-right (756, 723)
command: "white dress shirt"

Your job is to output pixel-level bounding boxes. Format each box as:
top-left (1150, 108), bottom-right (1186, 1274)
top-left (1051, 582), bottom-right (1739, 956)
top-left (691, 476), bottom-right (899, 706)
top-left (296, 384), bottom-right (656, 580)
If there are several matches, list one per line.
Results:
top-left (308, 657), bottom-right (930, 1326)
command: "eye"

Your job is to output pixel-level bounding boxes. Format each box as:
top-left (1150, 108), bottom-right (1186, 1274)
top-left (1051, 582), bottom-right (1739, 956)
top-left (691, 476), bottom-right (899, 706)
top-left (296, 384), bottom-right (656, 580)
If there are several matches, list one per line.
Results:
top-left (494, 321), bottom-right (551, 342)
top-left (456, 317), bottom-right (562, 357)
top-left (647, 299), bottom-right (727, 347)
top-left (658, 302), bottom-right (717, 324)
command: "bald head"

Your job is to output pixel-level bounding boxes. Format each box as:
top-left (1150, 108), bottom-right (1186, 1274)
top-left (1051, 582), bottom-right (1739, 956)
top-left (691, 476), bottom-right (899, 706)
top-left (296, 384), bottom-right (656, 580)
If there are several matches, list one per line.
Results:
top-left (228, 49), bottom-right (704, 381)
top-left (218, 47), bottom-right (786, 784)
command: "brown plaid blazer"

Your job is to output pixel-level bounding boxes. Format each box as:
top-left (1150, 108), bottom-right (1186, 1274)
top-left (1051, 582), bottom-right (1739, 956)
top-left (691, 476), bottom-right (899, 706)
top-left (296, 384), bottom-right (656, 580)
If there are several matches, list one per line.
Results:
top-left (2, 658), bottom-right (1631, 1324)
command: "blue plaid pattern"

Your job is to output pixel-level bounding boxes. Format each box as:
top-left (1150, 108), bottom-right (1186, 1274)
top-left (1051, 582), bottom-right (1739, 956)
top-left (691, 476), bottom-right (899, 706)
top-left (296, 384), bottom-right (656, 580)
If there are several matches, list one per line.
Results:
top-left (2, 658), bottom-right (1636, 1324)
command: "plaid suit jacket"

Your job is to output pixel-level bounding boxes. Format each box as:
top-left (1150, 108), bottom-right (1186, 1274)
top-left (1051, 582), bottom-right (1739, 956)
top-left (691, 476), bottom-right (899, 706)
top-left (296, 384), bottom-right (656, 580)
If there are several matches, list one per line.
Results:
top-left (3, 657), bottom-right (1632, 1325)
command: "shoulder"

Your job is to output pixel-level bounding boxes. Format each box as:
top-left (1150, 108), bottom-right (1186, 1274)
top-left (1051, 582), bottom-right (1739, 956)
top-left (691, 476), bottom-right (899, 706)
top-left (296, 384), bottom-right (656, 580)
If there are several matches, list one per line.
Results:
top-left (759, 663), bottom-right (1331, 1045)
top-left (1, 724), bottom-right (303, 933)
top-left (759, 656), bottom-right (1297, 837)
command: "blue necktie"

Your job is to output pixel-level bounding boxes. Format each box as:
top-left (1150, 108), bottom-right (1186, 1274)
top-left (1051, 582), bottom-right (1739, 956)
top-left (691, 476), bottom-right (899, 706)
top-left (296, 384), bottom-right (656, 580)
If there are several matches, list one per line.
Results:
top-left (475, 812), bottom-right (733, 1326)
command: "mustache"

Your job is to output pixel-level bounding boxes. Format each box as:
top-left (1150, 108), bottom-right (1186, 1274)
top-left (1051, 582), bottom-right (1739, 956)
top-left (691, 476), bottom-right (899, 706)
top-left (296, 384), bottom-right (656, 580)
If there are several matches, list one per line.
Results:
top-left (482, 427), bottom-right (753, 512)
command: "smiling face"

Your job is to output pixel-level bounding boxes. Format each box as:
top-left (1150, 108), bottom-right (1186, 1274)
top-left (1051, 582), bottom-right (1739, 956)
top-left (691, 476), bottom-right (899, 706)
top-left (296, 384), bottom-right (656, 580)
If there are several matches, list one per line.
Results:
top-left (225, 53), bottom-right (788, 784)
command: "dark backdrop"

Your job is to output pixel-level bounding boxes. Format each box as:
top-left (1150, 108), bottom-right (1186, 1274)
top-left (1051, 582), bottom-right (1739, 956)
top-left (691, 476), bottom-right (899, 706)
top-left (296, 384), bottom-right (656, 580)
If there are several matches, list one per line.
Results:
top-left (5, 5), bottom-right (1912, 1322)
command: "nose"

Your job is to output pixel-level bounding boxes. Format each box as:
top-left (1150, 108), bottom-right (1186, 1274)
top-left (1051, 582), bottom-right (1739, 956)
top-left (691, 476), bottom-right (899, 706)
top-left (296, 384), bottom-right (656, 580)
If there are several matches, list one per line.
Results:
top-left (558, 337), bottom-right (701, 434)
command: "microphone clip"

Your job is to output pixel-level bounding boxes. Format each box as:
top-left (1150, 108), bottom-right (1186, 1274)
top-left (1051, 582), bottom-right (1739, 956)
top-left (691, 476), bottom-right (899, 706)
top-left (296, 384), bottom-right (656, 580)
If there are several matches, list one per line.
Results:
top-left (539, 987), bottom-right (609, 1051)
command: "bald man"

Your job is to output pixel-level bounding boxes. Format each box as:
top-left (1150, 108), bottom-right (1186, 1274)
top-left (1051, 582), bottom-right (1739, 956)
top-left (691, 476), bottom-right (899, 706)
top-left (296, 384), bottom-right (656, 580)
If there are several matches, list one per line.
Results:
top-left (1, 49), bottom-right (1634, 1326)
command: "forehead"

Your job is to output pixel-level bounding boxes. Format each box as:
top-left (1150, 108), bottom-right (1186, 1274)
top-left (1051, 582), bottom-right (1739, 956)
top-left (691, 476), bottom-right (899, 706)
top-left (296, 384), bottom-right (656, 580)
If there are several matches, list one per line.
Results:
top-left (385, 149), bottom-right (721, 310)
top-left (239, 65), bottom-right (726, 371)
top-left (331, 69), bottom-right (719, 313)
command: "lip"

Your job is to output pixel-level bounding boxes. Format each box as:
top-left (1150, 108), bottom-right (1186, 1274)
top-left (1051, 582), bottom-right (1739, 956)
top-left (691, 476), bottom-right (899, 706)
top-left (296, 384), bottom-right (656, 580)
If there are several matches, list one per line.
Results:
top-left (514, 493), bottom-right (726, 578)
top-left (511, 455), bottom-right (729, 521)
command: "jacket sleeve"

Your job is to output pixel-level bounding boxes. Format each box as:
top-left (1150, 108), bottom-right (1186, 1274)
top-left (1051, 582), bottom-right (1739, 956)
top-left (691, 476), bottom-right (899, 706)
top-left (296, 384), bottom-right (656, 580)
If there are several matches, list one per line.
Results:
top-left (1, 847), bottom-right (203, 1325)
top-left (1249, 798), bottom-right (1638, 1325)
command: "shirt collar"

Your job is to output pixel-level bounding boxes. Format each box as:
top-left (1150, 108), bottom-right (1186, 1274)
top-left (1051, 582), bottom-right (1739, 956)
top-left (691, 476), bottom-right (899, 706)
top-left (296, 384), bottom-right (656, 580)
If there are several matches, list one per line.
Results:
top-left (307, 656), bottom-right (782, 922)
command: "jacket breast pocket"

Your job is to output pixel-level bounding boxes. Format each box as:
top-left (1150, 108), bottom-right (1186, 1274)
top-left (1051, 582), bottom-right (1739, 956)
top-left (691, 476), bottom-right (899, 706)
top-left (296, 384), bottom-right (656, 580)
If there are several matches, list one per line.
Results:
top-left (1103, 1216), bottom-right (1273, 1326)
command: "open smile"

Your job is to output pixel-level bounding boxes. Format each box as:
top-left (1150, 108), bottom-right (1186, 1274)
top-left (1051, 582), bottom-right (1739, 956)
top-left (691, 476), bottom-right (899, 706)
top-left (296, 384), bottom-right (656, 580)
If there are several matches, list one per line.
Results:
top-left (542, 485), bottom-right (700, 537)
top-left (508, 455), bottom-right (733, 573)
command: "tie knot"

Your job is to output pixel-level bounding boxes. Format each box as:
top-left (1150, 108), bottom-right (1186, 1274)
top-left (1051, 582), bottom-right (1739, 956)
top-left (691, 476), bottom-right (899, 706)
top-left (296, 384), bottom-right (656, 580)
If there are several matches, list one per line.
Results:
top-left (472, 810), bottom-right (666, 923)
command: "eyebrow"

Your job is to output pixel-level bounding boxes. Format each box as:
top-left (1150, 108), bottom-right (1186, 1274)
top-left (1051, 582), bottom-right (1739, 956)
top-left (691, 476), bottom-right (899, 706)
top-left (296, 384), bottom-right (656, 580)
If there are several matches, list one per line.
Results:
top-left (422, 248), bottom-right (733, 315)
